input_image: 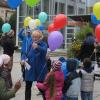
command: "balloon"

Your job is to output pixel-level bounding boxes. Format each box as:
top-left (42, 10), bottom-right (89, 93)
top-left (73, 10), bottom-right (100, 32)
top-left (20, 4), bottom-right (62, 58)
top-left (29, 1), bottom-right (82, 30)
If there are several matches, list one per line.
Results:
top-left (2, 23), bottom-right (11, 33)
top-left (93, 2), bottom-right (100, 20)
top-left (54, 14), bottom-right (67, 29)
top-left (37, 25), bottom-right (45, 31)
top-left (91, 13), bottom-right (100, 24)
top-left (7, 0), bottom-right (22, 9)
top-left (29, 19), bottom-right (36, 29)
top-left (38, 12), bottom-right (48, 23)
top-left (48, 31), bottom-right (63, 51)
top-left (24, 17), bottom-right (32, 27)
top-left (48, 23), bottom-right (60, 33)
top-left (95, 24), bottom-right (100, 42)
top-left (35, 19), bottom-right (41, 26)
top-left (25, 0), bottom-right (40, 7)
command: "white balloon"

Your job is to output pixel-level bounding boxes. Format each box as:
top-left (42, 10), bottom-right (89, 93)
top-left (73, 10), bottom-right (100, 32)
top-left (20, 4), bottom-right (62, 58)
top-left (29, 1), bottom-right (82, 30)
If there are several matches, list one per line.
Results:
top-left (28, 19), bottom-right (36, 30)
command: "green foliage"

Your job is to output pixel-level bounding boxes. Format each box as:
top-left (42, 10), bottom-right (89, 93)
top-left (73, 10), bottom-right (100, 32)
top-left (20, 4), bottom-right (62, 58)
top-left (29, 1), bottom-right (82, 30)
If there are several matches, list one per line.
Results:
top-left (9, 12), bottom-right (17, 32)
top-left (67, 23), bottom-right (93, 58)
top-left (67, 40), bottom-right (82, 58)
top-left (0, 18), bottom-right (4, 34)
top-left (75, 23), bottom-right (93, 42)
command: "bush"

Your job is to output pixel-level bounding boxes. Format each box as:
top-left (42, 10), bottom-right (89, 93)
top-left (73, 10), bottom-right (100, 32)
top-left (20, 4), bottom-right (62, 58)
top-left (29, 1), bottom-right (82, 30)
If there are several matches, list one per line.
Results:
top-left (67, 23), bottom-right (93, 58)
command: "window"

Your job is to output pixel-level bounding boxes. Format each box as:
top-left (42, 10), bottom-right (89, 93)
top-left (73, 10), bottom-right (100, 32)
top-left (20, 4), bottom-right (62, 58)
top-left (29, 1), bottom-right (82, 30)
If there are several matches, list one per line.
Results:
top-left (59, 3), bottom-right (65, 13)
top-left (67, 34), bottom-right (73, 38)
top-left (67, 5), bottom-right (74, 15)
top-left (78, 8), bottom-right (85, 14)
top-left (55, 2), bottom-right (57, 14)
top-left (67, 29), bottom-right (74, 33)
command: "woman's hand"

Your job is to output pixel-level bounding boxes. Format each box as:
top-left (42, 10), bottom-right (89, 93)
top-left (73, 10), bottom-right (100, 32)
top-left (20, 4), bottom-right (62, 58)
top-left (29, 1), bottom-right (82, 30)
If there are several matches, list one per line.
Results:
top-left (32, 43), bottom-right (38, 49)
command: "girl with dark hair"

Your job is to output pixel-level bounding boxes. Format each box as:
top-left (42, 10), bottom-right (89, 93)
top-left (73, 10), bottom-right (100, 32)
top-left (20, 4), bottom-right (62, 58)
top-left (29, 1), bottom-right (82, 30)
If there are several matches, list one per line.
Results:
top-left (36, 60), bottom-right (64, 100)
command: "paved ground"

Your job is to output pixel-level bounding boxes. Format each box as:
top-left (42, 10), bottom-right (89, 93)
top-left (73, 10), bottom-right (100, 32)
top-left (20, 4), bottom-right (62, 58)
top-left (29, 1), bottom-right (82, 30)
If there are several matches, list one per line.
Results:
top-left (0, 49), bottom-right (100, 100)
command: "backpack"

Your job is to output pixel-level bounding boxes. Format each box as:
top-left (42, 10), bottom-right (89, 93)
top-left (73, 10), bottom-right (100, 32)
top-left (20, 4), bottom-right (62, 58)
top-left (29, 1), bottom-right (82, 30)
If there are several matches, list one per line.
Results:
top-left (62, 71), bottom-right (79, 94)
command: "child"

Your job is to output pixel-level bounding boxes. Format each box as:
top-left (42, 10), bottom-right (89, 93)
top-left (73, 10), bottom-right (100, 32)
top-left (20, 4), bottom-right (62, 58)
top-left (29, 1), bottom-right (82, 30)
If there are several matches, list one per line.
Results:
top-left (36, 60), bottom-right (64, 100)
top-left (0, 54), bottom-right (21, 100)
top-left (80, 58), bottom-right (94, 100)
top-left (63, 58), bottom-right (81, 100)
top-left (0, 54), bottom-right (13, 89)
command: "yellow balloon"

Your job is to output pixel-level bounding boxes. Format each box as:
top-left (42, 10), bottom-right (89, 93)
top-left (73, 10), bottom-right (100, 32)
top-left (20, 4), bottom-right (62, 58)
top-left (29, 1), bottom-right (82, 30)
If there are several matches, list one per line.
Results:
top-left (24, 17), bottom-right (32, 27)
top-left (35, 19), bottom-right (41, 26)
top-left (93, 2), bottom-right (100, 20)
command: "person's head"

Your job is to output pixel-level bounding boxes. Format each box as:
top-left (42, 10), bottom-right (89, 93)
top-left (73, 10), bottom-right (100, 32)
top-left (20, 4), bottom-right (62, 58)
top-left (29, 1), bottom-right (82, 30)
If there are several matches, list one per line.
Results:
top-left (7, 30), bottom-right (14, 37)
top-left (26, 28), bottom-right (31, 35)
top-left (67, 58), bottom-right (77, 72)
top-left (52, 60), bottom-right (62, 72)
top-left (0, 54), bottom-right (11, 69)
top-left (86, 32), bottom-right (93, 37)
top-left (59, 57), bottom-right (66, 62)
top-left (83, 58), bottom-right (92, 68)
top-left (32, 30), bottom-right (43, 43)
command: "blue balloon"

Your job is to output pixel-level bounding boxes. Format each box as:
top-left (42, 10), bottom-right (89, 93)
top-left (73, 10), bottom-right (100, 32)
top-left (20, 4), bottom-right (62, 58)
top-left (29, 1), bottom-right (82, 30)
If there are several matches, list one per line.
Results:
top-left (7, 0), bottom-right (22, 9)
top-left (38, 12), bottom-right (48, 23)
top-left (91, 13), bottom-right (100, 24)
top-left (2, 23), bottom-right (11, 33)
top-left (37, 25), bottom-right (45, 31)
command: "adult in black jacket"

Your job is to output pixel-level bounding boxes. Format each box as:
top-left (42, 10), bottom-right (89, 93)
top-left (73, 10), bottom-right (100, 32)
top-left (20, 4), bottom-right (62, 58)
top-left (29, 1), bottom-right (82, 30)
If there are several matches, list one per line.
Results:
top-left (79, 32), bottom-right (95, 61)
top-left (0, 30), bottom-right (17, 71)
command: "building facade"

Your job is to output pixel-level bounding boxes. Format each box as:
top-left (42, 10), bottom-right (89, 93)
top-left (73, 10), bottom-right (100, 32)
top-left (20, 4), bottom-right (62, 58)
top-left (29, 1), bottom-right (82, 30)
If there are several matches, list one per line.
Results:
top-left (16, 0), bottom-right (86, 48)
top-left (86, 0), bottom-right (100, 14)
top-left (0, 0), bottom-right (15, 22)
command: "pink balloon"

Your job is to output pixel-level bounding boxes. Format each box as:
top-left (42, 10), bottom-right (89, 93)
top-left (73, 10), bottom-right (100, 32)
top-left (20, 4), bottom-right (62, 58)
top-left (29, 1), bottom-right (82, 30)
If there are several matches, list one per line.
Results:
top-left (48, 31), bottom-right (63, 51)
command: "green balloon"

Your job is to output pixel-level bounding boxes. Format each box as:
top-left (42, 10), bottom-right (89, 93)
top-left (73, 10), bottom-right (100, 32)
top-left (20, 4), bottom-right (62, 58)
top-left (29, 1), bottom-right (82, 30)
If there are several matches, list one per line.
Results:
top-left (25, 0), bottom-right (40, 7)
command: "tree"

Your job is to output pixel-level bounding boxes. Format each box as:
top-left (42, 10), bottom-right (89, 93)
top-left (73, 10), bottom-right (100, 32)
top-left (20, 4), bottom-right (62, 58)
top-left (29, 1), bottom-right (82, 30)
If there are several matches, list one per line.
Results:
top-left (75, 23), bottom-right (93, 41)
top-left (9, 12), bottom-right (17, 32)
top-left (0, 18), bottom-right (4, 35)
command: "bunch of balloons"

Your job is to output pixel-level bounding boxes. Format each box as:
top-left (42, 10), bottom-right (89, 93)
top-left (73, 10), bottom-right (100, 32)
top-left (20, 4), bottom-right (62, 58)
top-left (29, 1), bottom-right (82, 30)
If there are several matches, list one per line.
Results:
top-left (24, 12), bottom-right (48, 30)
top-left (93, 2), bottom-right (100, 43)
top-left (91, 13), bottom-right (100, 24)
top-left (93, 2), bottom-right (100, 20)
top-left (7, 0), bottom-right (40, 9)
top-left (47, 14), bottom-right (67, 51)
top-left (48, 14), bottom-right (67, 33)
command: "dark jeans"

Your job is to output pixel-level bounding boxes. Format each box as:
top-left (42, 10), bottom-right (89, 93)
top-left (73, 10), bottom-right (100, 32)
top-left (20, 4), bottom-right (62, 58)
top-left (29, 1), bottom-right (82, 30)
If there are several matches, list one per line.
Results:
top-left (81, 91), bottom-right (93, 100)
top-left (25, 81), bottom-right (33, 100)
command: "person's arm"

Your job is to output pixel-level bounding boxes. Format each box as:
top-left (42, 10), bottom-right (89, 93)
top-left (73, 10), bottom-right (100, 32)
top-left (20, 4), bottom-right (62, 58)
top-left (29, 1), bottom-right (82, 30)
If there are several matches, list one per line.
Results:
top-left (0, 78), bottom-right (15, 99)
top-left (18, 28), bottom-right (25, 41)
top-left (0, 78), bottom-right (21, 100)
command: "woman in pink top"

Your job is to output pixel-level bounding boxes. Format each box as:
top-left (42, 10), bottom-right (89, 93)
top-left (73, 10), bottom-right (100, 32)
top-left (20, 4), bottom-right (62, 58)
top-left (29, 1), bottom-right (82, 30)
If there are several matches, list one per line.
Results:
top-left (36, 60), bottom-right (64, 100)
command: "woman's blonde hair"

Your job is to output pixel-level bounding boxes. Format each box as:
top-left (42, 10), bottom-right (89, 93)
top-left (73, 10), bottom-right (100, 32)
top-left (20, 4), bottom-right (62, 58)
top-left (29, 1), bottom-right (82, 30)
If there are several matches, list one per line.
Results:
top-left (32, 30), bottom-right (44, 40)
